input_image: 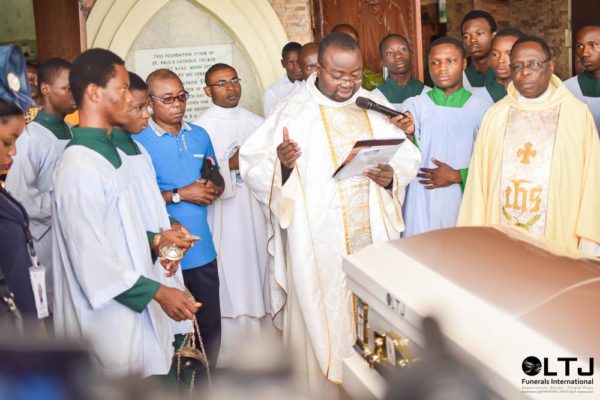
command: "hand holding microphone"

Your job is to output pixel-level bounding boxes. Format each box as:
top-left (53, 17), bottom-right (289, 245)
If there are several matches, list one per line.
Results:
top-left (355, 96), bottom-right (415, 140)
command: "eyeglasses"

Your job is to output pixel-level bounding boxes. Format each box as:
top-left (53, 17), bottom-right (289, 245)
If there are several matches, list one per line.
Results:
top-left (150, 91), bottom-right (189, 105)
top-left (509, 59), bottom-right (551, 73)
top-left (206, 78), bottom-right (242, 88)
top-left (320, 65), bottom-right (362, 85)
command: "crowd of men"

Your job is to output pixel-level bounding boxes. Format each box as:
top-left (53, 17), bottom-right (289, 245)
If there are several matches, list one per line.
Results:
top-left (0, 9), bottom-right (598, 399)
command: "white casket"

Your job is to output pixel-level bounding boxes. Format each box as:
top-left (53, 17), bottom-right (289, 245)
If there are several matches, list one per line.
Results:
top-left (342, 227), bottom-right (600, 400)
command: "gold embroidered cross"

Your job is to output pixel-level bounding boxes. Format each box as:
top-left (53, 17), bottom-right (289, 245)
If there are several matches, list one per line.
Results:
top-left (517, 142), bottom-right (536, 164)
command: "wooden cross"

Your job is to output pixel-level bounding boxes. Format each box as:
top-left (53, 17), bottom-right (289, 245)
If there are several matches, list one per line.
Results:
top-left (517, 142), bottom-right (536, 164)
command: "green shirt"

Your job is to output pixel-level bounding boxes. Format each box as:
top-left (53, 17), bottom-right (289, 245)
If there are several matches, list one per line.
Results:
top-left (66, 127), bottom-right (122, 168)
top-left (34, 110), bottom-right (72, 140)
top-left (464, 61), bottom-right (486, 87)
top-left (377, 77), bottom-right (425, 104)
top-left (427, 86), bottom-right (472, 108)
top-left (578, 71), bottom-right (600, 97)
top-left (483, 69), bottom-right (508, 103)
top-left (112, 128), bottom-right (142, 156)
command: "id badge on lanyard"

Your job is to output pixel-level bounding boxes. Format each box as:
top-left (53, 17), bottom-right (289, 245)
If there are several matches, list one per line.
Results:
top-left (25, 228), bottom-right (49, 319)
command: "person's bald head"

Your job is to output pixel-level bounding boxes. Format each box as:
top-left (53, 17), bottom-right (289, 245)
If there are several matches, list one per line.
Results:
top-left (300, 42), bottom-right (319, 80)
top-left (331, 23), bottom-right (359, 42)
top-left (146, 68), bottom-right (182, 95)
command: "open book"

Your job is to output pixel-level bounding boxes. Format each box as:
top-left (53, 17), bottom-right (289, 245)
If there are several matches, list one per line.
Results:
top-left (332, 138), bottom-right (405, 181)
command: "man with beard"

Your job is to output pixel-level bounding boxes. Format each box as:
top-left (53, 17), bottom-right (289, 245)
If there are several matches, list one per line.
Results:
top-left (461, 10), bottom-right (497, 91)
top-left (6, 57), bottom-right (77, 306)
top-left (374, 33), bottom-right (429, 109)
top-left (240, 33), bottom-right (420, 396)
top-left (459, 36), bottom-right (600, 257)
top-left (564, 18), bottom-right (600, 132)
top-left (473, 28), bottom-right (524, 103)
top-left (400, 37), bottom-right (491, 237)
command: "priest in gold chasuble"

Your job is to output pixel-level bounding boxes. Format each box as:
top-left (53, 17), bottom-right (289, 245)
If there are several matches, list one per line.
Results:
top-left (459, 36), bottom-right (600, 257)
top-left (240, 34), bottom-right (420, 395)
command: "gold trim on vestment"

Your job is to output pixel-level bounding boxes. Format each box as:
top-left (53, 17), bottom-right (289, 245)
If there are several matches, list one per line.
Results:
top-left (319, 104), bottom-right (373, 255)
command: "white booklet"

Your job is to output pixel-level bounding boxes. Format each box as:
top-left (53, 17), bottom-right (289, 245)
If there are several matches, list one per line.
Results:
top-left (332, 138), bottom-right (405, 181)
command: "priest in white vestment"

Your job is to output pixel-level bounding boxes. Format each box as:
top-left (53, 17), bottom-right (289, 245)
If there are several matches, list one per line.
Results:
top-left (194, 64), bottom-right (269, 367)
top-left (240, 34), bottom-right (420, 394)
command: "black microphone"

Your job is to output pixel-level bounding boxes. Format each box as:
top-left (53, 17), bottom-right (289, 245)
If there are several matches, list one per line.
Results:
top-left (355, 96), bottom-right (407, 118)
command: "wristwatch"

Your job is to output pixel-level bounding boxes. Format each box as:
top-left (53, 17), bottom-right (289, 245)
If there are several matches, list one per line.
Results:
top-left (172, 188), bottom-right (181, 203)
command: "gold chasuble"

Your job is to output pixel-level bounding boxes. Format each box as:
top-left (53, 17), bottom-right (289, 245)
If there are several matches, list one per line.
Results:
top-left (458, 75), bottom-right (600, 257)
top-left (320, 105), bottom-right (373, 254)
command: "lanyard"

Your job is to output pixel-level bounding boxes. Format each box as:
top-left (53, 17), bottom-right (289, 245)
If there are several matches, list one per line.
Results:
top-left (0, 188), bottom-right (39, 266)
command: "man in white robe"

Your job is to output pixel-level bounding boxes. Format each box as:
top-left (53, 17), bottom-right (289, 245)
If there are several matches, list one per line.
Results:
top-left (113, 71), bottom-right (196, 335)
top-left (564, 20), bottom-right (600, 132)
top-left (6, 58), bottom-right (77, 304)
top-left (263, 42), bottom-right (303, 117)
top-left (52, 49), bottom-right (199, 378)
top-left (240, 34), bottom-right (420, 395)
top-left (193, 63), bottom-right (269, 367)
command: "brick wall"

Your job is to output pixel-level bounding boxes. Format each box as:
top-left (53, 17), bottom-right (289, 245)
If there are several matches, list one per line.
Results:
top-left (510, 0), bottom-right (569, 78)
top-left (268, 0), bottom-right (314, 44)
top-left (446, 0), bottom-right (570, 79)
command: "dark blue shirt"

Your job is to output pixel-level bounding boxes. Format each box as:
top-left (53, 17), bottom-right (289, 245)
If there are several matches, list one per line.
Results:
top-left (135, 119), bottom-right (217, 270)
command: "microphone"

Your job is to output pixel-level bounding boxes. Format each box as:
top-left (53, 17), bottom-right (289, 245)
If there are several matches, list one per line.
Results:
top-left (355, 96), bottom-right (407, 118)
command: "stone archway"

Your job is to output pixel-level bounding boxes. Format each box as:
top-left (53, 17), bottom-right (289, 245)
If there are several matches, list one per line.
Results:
top-left (86, 0), bottom-right (288, 91)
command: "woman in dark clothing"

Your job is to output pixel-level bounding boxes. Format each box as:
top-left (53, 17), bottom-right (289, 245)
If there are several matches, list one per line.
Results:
top-left (0, 45), bottom-right (40, 326)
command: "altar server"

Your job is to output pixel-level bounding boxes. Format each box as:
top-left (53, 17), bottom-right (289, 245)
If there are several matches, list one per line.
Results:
top-left (52, 49), bottom-right (199, 377)
top-left (400, 37), bottom-right (491, 237)
top-left (6, 58), bottom-right (77, 305)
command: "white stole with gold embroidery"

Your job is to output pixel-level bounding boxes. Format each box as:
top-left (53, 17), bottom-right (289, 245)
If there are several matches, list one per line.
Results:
top-left (500, 105), bottom-right (560, 236)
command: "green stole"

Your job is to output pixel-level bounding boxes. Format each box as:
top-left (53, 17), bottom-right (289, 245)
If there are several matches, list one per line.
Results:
top-left (427, 86), bottom-right (472, 191)
top-left (35, 110), bottom-right (72, 140)
top-left (377, 77), bottom-right (425, 103)
top-left (112, 128), bottom-right (142, 156)
top-left (578, 71), bottom-right (600, 97)
top-left (464, 60), bottom-right (486, 87)
top-left (66, 127), bottom-right (122, 168)
top-left (483, 69), bottom-right (508, 103)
